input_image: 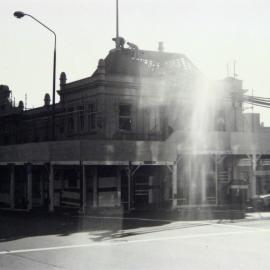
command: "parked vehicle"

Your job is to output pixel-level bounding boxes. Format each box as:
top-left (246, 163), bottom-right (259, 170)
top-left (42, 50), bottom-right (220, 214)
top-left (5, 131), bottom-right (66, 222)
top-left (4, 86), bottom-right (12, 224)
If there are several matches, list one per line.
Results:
top-left (250, 194), bottom-right (270, 211)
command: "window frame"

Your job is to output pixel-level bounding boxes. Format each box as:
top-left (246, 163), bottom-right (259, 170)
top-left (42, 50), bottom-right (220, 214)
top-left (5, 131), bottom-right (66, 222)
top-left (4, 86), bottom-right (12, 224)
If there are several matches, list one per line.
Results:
top-left (88, 103), bottom-right (97, 131)
top-left (77, 105), bottom-right (85, 132)
top-left (119, 103), bottom-right (132, 131)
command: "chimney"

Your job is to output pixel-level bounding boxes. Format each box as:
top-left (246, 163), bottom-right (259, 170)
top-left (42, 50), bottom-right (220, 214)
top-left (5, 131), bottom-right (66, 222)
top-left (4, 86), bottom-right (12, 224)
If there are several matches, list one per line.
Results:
top-left (97, 59), bottom-right (106, 79)
top-left (44, 93), bottom-right (51, 107)
top-left (60, 72), bottom-right (67, 90)
top-left (18, 101), bottom-right (24, 111)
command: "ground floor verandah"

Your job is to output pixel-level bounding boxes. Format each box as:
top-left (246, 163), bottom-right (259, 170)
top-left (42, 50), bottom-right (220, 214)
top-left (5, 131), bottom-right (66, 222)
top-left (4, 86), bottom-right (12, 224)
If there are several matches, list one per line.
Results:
top-left (1, 154), bottom-right (270, 212)
top-left (0, 161), bottom-right (177, 212)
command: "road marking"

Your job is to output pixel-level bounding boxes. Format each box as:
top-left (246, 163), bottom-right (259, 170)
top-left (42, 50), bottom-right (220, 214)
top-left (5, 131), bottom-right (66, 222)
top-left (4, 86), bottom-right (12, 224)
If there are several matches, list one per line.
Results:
top-left (74, 215), bottom-right (218, 225)
top-left (214, 222), bottom-right (269, 232)
top-left (77, 214), bottom-right (269, 231)
top-left (74, 215), bottom-right (174, 223)
top-left (1, 228), bottom-right (270, 256)
top-left (214, 223), bottom-right (259, 230)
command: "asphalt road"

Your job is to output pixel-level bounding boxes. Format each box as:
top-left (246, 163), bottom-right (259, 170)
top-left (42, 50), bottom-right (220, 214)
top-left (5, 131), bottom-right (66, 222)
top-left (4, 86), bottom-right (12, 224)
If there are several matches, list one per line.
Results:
top-left (0, 211), bottom-right (270, 270)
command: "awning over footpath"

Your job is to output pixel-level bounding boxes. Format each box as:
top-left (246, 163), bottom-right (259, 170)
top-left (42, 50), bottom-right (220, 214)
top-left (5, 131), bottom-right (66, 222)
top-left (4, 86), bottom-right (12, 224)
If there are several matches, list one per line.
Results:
top-left (1, 131), bottom-right (270, 164)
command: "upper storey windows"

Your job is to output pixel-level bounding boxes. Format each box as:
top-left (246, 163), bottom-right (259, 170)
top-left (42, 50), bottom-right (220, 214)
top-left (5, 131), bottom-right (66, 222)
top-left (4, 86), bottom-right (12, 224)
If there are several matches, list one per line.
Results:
top-left (77, 105), bottom-right (85, 132)
top-left (67, 107), bottom-right (74, 133)
top-left (119, 104), bottom-right (132, 131)
top-left (88, 103), bottom-right (97, 131)
top-left (66, 101), bottom-right (98, 134)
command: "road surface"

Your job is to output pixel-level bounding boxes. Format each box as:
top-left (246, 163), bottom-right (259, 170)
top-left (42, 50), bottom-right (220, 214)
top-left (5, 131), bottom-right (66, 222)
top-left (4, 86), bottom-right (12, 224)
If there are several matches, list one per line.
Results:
top-left (0, 211), bottom-right (270, 270)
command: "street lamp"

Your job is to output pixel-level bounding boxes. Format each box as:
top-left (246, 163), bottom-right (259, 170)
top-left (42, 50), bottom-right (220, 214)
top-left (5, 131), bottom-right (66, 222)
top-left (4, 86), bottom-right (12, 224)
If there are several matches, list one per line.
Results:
top-left (14, 11), bottom-right (57, 140)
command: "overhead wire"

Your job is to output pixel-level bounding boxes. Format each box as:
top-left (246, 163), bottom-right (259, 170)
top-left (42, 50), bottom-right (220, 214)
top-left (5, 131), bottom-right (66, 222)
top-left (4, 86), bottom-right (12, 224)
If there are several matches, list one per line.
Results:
top-left (243, 95), bottom-right (270, 108)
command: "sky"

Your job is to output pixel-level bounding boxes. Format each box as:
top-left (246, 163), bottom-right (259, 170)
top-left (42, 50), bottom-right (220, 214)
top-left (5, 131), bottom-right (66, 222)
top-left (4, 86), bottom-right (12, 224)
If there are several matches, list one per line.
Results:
top-left (1, 0), bottom-right (270, 124)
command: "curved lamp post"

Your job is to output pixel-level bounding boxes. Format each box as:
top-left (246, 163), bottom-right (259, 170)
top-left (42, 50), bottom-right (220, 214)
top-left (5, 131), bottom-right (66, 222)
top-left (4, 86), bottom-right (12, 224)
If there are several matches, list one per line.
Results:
top-left (14, 11), bottom-right (56, 140)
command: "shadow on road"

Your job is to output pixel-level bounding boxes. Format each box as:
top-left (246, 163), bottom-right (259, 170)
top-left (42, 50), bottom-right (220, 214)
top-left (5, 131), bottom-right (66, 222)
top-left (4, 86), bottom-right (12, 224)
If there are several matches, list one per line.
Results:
top-left (0, 207), bottom-right (260, 243)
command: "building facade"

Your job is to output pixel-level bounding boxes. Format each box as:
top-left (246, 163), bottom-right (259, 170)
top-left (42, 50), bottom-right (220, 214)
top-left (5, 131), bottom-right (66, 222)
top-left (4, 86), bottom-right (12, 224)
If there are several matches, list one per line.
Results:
top-left (1, 40), bottom-right (270, 212)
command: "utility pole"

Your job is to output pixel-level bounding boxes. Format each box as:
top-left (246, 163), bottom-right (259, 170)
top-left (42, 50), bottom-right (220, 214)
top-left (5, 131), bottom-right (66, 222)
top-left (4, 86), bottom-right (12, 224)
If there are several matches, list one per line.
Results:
top-left (116, 0), bottom-right (119, 39)
top-left (233, 60), bottom-right (237, 78)
top-left (252, 89), bottom-right (254, 132)
top-left (14, 11), bottom-right (57, 140)
top-left (25, 93), bottom-right (27, 110)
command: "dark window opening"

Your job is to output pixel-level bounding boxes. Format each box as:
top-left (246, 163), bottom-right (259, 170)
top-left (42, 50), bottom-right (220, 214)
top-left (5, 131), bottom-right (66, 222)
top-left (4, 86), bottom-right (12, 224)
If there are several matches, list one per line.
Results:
top-left (119, 104), bottom-right (131, 116)
top-left (119, 104), bottom-right (132, 131)
top-left (119, 118), bottom-right (132, 131)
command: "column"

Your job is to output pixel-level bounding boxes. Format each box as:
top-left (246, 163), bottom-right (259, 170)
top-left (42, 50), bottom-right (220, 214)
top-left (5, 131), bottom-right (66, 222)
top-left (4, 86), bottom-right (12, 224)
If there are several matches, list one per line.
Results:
top-left (188, 156), bottom-right (194, 205)
top-left (40, 172), bottom-right (45, 206)
top-left (215, 155), bottom-right (218, 206)
top-left (26, 164), bottom-right (32, 211)
top-left (250, 154), bottom-right (257, 198)
top-left (59, 169), bottom-right (64, 207)
top-left (116, 167), bottom-right (121, 207)
top-left (49, 163), bottom-right (54, 212)
top-left (93, 166), bottom-right (98, 208)
top-left (148, 176), bottom-right (153, 204)
top-left (10, 164), bottom-right (15, 209)
top-left (81, 164), bottom-right (87, 213)
top-left (172, 163), bottom-right (178, 209)
top-left (127, 166), bottom-right (131, 211)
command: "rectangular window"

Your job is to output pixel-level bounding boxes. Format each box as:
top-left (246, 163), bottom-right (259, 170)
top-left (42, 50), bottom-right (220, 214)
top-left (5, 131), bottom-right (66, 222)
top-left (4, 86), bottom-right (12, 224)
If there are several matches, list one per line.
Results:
top-left (119, 104), bottom-right (132, 131)
top-left (67, 107), bottom-right (74, 132)
top-left (149, 108), bottom-right (161, 133)
top-left (88, 103), bottom-right (97, 130)
top-left (77, 105), bottom-right (85, 132)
